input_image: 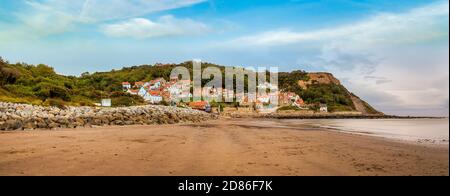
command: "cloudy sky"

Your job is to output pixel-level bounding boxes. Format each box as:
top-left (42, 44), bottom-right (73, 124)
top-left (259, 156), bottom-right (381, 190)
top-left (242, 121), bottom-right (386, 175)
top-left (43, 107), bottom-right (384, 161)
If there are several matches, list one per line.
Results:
top-left (0, 0), bottom-right (448, 116)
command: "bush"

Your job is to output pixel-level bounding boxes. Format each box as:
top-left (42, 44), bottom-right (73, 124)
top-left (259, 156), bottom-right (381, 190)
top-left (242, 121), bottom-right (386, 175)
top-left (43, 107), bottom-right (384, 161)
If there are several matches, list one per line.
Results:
top-left (33, 82), bottom-right (71, 101)
top-left (299, 84), bottom-right (355, 110)
top-left (111, 95), bottom-right (145, 107)
top-left (160, 100), bottom-right (170, 106)
top-left (43, 98), bottom-right (67, 109)
top-left (277, 106), bottom-right (300, 111)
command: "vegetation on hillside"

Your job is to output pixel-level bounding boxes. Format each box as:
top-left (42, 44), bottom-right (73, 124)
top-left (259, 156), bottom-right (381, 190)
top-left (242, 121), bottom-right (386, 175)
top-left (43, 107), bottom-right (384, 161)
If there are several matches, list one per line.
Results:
top-left (1, 57), bottom-right (362, 112)
top-left (0, 57), bottom-right (145, 107)
top-left (277, 70), bottom-right (355, 112)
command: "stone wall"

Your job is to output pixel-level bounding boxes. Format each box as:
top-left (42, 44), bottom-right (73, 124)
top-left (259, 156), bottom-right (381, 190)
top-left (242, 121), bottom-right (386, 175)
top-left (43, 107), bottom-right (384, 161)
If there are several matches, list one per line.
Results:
top-left (0, 102), bottom-right (217, 131)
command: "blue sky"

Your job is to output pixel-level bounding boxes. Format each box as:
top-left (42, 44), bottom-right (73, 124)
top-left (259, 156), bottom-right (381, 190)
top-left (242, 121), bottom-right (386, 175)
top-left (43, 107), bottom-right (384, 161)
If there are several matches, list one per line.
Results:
top-left (0, 0), bottom-right (449, 116)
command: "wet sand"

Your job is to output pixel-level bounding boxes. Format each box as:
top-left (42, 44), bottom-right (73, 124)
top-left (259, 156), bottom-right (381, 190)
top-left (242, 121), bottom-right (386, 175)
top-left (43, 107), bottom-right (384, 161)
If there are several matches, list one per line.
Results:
top-left (0, 118), bottom-right (448, 176)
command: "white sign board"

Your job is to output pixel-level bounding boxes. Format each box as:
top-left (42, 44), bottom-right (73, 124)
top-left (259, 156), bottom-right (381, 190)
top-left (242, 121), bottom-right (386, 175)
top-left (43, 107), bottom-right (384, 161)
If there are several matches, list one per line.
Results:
top-left (101, 99), bottom-right (112, 107)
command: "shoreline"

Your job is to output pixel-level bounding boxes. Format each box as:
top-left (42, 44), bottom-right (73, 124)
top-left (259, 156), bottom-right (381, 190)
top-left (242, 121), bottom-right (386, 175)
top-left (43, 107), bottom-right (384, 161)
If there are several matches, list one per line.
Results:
top-left (0, 118), bottom-right (448, 176)
top-left (229, 117), bottom-right (449, 147)
top-left (2, 102), bottom-right (445, 132)
top-left (225, 113), bottom-right (447, 120)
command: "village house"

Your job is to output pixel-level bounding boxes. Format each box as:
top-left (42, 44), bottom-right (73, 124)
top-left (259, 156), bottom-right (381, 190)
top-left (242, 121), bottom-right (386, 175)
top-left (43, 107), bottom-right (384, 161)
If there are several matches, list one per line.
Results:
top-left (293, 98), bottom-right (306, 108)
top-left (254, 100), bottom-right (264, 110)
top-left (134, 82), bottom-right (144, 88)
top-left (222, 88), bottom-right (235, 101)
top-left (170, 76), bottom-right (179, 82)
top-left (257, 95), bottom-right (271, 104)
top-left (122, 82), bottom-right (131, 91)
top-left (127, 89), bottom-right (139, 95)
top-left (167, 80), bottom-right (192, 100)
top-left (149, 78), bottom-right (166, 90)
top-left (167, 84), bottom-right (182, 95)
top-left (320, 104), bottom-right (328, 113)
top-left (257, 82), bottom-right (278, 92)
top-left (202, 86), bottom-right (223, 101)
top-left (121, 79), bottom-right (308, 114)
top-left (161, 91), bottom-right (172, 103)
top-left (278, 91), bottom-right (307, 108)
top-left (268, 92), bottom-right (279, 104)
top-left (123, 79), bottom-right (186, 104)
top-left (138, 86), bottom-right (148, 97)
top-left (278, 92), bottom-right (293, 106)
top-left (189, 101), bottom-right (211, 111)
top-left (143, 90), bottom-right (163, 104)
top-left (237, 93), bottom-right (253, 105)
top-left (239, 95), bottom-right (251, 107)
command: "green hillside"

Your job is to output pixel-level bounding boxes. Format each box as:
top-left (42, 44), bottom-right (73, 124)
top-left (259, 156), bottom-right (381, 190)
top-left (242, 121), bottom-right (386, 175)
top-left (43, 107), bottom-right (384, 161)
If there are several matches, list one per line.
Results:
top-left (1, 57), bottom-right (380, 113)
top-left (0, 57), bottom-right (145, 107)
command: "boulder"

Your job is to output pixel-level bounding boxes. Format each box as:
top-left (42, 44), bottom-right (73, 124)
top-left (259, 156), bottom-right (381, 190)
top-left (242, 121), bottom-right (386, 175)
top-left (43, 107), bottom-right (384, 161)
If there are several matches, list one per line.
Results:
top-left (0, 102), bottom-right (215, 131)
top-left (5, 119), bottom-right (23, 130)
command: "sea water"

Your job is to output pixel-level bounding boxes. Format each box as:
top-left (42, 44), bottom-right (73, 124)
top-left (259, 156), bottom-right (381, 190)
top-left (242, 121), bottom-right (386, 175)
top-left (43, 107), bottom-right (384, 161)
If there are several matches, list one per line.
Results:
top-left (283, 118), bottom-right (449, 145)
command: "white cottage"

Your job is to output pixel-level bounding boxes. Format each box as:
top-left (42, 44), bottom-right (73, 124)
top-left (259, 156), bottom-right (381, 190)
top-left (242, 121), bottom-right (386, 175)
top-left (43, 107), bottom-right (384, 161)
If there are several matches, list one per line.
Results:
top-left (143, 91), bottom-right (163, 104)
top-left (138, 86), bottom-right (148, 97)
top-left (122, 82), bottom-right (131, 91)
top-left (320, 104), bottom-right (328, 113)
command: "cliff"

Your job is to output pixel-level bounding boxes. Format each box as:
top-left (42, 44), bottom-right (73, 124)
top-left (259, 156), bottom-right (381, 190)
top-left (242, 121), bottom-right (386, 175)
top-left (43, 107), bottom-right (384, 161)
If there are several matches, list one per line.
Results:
top-left (298, 72), bottom-right (382, 115)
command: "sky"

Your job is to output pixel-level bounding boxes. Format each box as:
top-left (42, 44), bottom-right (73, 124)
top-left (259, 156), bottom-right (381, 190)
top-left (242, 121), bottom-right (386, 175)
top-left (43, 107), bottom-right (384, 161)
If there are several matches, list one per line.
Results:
top-left (0, 0), bottom-right (448, 116)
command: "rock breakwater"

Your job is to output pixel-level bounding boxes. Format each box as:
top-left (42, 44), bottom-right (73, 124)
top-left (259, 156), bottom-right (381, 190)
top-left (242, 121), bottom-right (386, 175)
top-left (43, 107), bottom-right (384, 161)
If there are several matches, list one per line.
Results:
top-left (0, 102), bottom-right (216, 131)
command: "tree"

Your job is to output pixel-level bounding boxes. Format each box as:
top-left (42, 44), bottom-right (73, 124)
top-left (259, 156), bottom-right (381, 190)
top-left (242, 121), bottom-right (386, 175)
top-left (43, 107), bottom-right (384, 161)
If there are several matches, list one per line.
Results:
top-left (0, 57), bottom-right (8, 65)
top-left (81, 72), bottom-right (90, 77)
top-left (0, 65), bottom-right (21, 86)
top-left (33, 82), bottom-right (70, 101)
top-left (32, 64), bottom-right (56, 78)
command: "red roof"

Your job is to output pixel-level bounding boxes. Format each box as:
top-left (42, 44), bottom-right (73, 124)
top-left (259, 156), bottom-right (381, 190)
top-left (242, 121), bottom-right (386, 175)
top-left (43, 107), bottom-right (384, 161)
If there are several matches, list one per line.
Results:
top-left (287, 92), bottom-right (296, 97)
top-left (122, 82), bottom-right (130, 85)
top-left (296, 98), bottom-right (305, 105)
top-left (189, 101), bottom-right (209, 109)
top-left (148, 90), bottom-right (161, 96)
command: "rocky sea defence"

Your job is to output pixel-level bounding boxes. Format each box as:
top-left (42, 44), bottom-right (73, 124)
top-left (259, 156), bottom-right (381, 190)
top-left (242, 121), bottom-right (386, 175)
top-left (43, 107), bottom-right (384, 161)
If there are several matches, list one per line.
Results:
top-left (0, 102), bottom-right (217, 131)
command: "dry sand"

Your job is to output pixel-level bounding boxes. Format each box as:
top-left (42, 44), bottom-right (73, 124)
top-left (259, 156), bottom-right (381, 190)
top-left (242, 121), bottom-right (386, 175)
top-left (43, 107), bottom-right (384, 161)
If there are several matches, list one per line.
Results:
top-left (0, 118), bottom-right (448, 176)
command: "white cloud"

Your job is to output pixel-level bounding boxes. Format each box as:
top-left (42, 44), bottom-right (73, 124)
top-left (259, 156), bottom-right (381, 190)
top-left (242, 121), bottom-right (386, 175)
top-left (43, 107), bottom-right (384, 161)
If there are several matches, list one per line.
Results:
top-left (0, 0), bottom-right (206, 41)
top-left (230, 1), bottom-right (448, 47)
top-left (102, 15), bottom-right (209, 39)
top-left (26, 0), bottom-right (206, 23)
top-left (222, 0), bottom-right (449, 116)
top-left (18, 1), bottom-right (77, 35)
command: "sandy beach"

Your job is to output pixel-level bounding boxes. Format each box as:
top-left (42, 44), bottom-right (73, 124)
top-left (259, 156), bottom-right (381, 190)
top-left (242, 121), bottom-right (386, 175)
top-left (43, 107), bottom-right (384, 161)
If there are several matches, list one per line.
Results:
top-left (0, 118), bottom-right (448, 176)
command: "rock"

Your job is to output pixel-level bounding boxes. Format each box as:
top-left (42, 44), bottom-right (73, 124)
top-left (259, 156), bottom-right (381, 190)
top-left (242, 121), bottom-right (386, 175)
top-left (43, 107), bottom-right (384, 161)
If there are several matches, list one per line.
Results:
top-left (92, 118), bottom-right (102, 125)
top-left (0, 102), bottom-right (215, 131)
top-left (48, 122), bottom-right (60, 129)
top-left (37, 122), bottom-right (48, 129)
top-left (5, 119), bottom-right (23, 130)
top-left (124, 120), bottom-right (134, 125)
top-left (167, 119), bottom-right (175, 124)
top-left (23, 121), bottom-right (36, 130)
top-left (0, 121), bottom-right (6, 130)
top-left (114, 120), bottom-right (124, 126)
top-left (67, 123), bottom-right (77, 129)
top-left (84, 123), bottom-right (93, 128)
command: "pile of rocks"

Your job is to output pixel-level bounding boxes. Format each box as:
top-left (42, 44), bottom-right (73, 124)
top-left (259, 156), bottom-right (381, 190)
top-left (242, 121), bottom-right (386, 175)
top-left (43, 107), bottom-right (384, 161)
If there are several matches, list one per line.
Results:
top-left (0, 102), bottom-right (217, 131)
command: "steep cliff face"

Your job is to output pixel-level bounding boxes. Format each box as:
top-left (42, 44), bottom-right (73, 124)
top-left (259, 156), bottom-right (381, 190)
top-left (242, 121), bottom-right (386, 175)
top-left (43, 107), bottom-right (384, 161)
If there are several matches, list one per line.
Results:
top-left (298, 72), bottom-right (341, 89)
top-left (299, 72), bottom-right (383, 115)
